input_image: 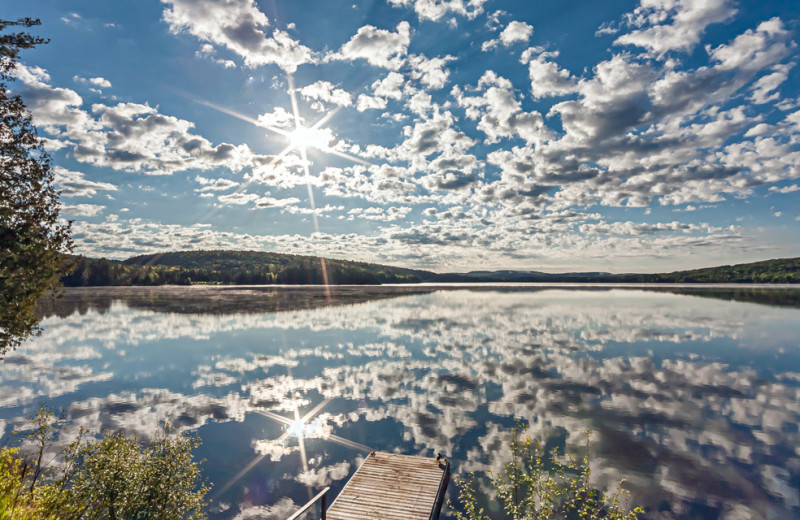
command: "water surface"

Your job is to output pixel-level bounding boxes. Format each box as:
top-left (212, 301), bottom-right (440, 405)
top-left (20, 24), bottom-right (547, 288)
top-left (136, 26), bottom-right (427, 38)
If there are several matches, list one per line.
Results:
top-left (2, 286), bottom-right (800, 520)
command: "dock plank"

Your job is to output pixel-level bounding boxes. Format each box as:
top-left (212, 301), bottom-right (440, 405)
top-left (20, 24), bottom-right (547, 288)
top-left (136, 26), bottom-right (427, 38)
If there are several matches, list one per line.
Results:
top-left (326, 452), bottom-right (449, 520)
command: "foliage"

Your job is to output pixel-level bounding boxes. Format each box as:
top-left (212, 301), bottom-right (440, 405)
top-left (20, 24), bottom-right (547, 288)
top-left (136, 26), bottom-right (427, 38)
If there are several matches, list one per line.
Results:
top-left (60, 252), bottom-right (800, 287)
top-left (642, 257), bottom-right (800, 284)
top-left (450, 427), bottom-right (643, 520)
top-left (61, 250), bottom-right (427, 286)
top-left (0, 18), bottom-right (72, 355)
top-left (456, 257), bottom-right (800, 284)
top-left (0, 409), bottom-right (209, 519)
top-left (0, 447), bottom-right (68, 519)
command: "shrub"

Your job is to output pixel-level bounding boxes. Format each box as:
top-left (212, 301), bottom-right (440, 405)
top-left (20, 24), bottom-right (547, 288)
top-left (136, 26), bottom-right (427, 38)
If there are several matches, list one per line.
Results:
top-left (451, 427), bottom-right (643, 520)
top-left (0, 409), bottom-right (209, 519)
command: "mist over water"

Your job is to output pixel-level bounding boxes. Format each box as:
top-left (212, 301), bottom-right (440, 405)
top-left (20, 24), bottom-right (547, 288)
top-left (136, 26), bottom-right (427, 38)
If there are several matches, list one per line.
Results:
top-left (3, 287), bottom-right (800, 519)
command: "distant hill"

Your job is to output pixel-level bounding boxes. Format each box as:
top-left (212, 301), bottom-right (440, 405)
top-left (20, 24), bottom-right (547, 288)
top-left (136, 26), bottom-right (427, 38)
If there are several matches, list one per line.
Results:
top-left (453, 258), bottom-right (800, 284)
top-left (60, 252), bottom-right (800, 286)
top-left (459, 270), bottom-right (615, 282)
top-left (642, 257), bottom-right (800, 284)
top-left (62, 250), bottom-right (433, 286)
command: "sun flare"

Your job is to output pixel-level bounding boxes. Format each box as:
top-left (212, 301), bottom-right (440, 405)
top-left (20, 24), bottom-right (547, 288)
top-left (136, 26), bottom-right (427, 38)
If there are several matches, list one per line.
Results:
top-left (286, 417), bottom-right (307, 438)
top-left (287, 125), bottom-right (332, 152)
top-left (285, 416), bottom-right (328, 440)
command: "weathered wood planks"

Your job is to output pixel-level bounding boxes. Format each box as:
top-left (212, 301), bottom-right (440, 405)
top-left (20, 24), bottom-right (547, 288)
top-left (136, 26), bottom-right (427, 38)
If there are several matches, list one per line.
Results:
top-left (325, 451), bottom-right (450, 520)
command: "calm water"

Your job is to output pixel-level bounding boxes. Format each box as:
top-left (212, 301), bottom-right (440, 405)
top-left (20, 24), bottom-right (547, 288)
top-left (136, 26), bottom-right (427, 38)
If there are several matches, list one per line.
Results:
top-left (2, 286), bottom-right (800, 520)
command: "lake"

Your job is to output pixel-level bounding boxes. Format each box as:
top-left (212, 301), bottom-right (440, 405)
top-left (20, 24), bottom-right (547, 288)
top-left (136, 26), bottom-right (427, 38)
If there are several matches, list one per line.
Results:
top-left (2, 285), bottom-right (800, 519)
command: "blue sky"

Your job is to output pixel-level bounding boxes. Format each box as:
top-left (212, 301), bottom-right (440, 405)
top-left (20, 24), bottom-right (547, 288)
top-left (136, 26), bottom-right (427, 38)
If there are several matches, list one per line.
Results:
top-left (6, 0), bottom-right (800, 272)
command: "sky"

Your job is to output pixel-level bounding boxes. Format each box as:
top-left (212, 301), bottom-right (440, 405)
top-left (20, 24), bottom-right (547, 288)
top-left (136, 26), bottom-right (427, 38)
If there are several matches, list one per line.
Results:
top-left (5, 0), bottom-right (800, 273)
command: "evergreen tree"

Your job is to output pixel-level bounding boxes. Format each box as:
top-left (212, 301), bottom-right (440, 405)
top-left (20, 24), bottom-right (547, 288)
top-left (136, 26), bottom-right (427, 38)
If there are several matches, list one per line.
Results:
top-left (0, 18), bottom-right (72, 355)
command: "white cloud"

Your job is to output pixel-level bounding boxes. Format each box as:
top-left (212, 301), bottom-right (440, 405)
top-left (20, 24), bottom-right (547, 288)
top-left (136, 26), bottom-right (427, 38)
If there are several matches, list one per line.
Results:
top-left (218, 192), bottom-right (258, 206)
top-left (372, 72), bottom-right (405, 100)
top-left (481, 39), bottom-right (500, 52)
top-left (356, 72), bottom-right (407, 112)
top-left (386, 0), bottom-right (489, 21)
top-left (62, 203), bottom-right (105, 216)
top-left (90, 77), bottom-right (111, 88)
top-left (356, 94), bottom-right (388, 112)
top-left (73, 102), bottom-right (258, 174)
top-left (161, 0), bottom-right (314, 72)
top-left (708, 18), bottom-right (793, 72)
top-left (15, 64), bottom-right (97, 136)
top-left (400, 110), bottom-right (474, 164)
top-left (453, 15), bottom-right (799, 215)
top-left (253, 196), bottom-right (302, 209)
top-left (744, 123), bottom-right (772, 137)
top-left (333, 21), bottom-right (411, 70)
top-left (750, 63), bottom-right (794, 104)
top-left (347, 206), bottom-right (412, 221)
top-left (614, 0), bottom-right (738, 57)
top-left (454, 71), bottom-right (548, 145)
top-left (298, 81), bottom-right (352, 107)
top-left (294, 461), bottom-right (351, 487)
top-left (408, 54), bottom-right (455, 89)
top-left (54, 167), bottom-right (117, 197)
top-left (422, 170), bottom-right (481, 190)
top-left (257, 107), bottom-right (296, 129)
top-left (769, 184), bottom-right (800, 194)
top-left (248, 154), bottom-right (310, 189)
top-left (407, 91), bottom-right (434, 116)
top-left (194, 43), bottom-right (237, 68)
top-left (281, 203), bottom-right (343, 216)
top-left (73, 76), bottom-right (112, 89)
top-left (320, 164), bottom-right (423, 204)
top-left (485, 9), bottom-right (506, 31)
top-left (16, 67), bottom-right (267, 175)
top-left (525, 51), bottom-right (577, 99)
top-left (16, 1), bottom-right (800, 269)
top-left (194, 175), bottom-right (239, 192)
top-left (499, 21), bottom-right (533, 47)
top-left (60, 13), bottom-right (82, 26)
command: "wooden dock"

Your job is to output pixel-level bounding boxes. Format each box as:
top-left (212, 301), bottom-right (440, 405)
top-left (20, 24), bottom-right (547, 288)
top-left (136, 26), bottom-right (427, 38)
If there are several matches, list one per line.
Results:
top-left (325, 451), bottom-right (450, 520)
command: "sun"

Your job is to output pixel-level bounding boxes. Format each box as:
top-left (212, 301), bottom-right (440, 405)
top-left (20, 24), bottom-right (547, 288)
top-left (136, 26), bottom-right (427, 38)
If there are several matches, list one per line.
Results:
top-left (287, 125), bottom-right (332, 152)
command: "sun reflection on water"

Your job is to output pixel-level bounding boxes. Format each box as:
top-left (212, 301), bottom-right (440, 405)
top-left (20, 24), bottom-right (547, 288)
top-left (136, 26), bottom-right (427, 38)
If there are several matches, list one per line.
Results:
top-left (285, 416), bottom-right (327, 440)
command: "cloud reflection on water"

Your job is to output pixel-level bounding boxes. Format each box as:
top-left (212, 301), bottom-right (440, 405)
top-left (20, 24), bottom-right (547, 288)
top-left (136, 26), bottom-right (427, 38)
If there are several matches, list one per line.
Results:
top-left (2, 288), bottom-right (800, 519)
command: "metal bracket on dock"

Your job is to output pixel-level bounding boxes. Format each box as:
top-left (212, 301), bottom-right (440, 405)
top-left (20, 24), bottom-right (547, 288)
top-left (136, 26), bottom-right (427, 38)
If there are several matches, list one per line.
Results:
top-left (429, 459), bottom-right (450, 520)
top-left (287, 486), bottom-right (330, 520)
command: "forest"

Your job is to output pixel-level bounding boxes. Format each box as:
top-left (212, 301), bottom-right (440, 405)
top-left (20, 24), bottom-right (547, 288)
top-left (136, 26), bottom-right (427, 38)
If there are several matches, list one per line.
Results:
top-left (61, 250), bottom-right (428, 286)
top-left (60, 251), bottom-right (800, 286)
top-left (640, 257), bottom-right (800, 283)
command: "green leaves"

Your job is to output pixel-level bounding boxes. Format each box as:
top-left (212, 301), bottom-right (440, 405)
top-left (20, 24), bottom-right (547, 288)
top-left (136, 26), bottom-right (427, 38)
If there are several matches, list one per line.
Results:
top-left (0, 411), bottom-right (209, 519)
top-left (451, 427), bottom-right (644, 520)
top-left (1, 18), bottom-right (72, 355)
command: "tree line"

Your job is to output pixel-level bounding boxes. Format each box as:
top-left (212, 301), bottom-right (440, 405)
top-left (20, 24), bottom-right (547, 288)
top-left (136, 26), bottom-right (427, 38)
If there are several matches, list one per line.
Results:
top-left (61, 251), bottom-right (426, 286)
top-left (60, 252), bottom-right (800, 287)
top-left (640, 257), bottom-right (800, 284)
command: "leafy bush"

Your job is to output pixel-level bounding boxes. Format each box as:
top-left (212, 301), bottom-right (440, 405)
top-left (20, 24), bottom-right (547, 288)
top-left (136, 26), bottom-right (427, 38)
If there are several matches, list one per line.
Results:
top-left (451, 427), bottom-right (643, 520)
top-left (0, 409), bottom-right (209, 519)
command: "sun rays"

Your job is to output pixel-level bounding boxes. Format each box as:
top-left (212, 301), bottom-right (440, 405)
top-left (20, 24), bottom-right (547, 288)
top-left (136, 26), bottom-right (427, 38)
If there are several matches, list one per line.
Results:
top-left (178, 14), bottom-right (384, 505)
top-left (178, 68), bottom-right (377, 297)
top-left (287, 125), bottom-right (333, 152)
top-left (212, 396), bottom-right (372, 502)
